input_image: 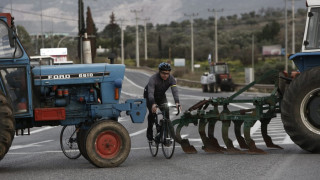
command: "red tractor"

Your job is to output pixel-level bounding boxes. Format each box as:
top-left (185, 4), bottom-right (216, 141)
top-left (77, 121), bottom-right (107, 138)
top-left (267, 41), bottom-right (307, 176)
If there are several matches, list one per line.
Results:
top-left (201, 62), bottom-right (235, 93)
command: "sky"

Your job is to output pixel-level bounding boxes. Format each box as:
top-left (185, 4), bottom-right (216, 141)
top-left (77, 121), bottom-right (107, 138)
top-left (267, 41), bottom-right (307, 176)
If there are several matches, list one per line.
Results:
top-left (0, 0), bottom-right (307, 35)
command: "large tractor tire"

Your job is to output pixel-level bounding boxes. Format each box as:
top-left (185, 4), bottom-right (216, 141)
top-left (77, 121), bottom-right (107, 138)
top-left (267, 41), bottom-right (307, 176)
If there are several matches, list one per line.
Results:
top-left (77, 128), bottom-right (89, 160)
top-left (281, 67), bottom-right (320, 153)
top-left (278, 71), bottom-right (288, 96)
top-left (0, 91), bottom-right (15, 160)
top-left (85, 120), bottom-right (131, 168)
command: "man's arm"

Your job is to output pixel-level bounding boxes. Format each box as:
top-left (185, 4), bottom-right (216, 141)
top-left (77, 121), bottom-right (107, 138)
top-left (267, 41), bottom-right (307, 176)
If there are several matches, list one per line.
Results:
top-left (147, 76), bottom-right (156, 105)
top-left (169, 76), bottom-right (179, 104)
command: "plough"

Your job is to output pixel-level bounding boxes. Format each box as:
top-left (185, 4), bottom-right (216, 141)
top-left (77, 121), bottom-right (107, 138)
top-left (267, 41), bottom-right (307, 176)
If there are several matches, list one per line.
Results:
top-left (171, 70), bottom-right (284, 154)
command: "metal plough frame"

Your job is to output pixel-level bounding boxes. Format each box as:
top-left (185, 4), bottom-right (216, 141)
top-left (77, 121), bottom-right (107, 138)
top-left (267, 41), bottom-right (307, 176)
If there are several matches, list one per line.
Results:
top-left (171, 70), bottom-right (283, 154)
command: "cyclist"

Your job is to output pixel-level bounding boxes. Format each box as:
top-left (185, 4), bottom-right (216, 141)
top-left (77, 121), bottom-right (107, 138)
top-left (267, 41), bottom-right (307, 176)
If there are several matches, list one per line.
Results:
top-left (144, 62), bottom-right (181, 142)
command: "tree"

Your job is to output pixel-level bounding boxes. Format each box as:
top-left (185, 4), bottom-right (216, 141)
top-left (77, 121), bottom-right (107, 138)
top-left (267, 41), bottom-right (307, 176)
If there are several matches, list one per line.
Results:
top-left (257, 20), bottom-right (281, 42)
top-left (86, 6), bottom-right (98, 62)
top-left (158, 34), bottom-right (162, 58)
top-left (16, 25), bottom-right (33, 55)
top-left (101, 12), bottom-right (121, 54)
top-left (78, 0), bottom-right (86, 60)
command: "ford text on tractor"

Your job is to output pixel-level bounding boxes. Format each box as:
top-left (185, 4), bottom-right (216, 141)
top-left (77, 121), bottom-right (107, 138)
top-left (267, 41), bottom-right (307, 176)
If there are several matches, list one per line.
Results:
top-left (0, 13), bottom-right (146, 168)
top-left (171, 0), bottom-right (320, 154)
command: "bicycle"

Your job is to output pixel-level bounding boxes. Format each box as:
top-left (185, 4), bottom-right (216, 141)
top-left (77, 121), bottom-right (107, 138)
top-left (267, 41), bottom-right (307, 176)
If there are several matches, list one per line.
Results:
top-left (148, 103), bottom-right (180, 159)
top-left (60, 125), bottom-right (81, 159)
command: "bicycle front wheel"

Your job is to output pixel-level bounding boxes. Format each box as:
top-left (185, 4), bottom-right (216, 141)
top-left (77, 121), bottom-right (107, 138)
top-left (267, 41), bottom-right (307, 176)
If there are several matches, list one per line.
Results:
top-left (161, 122), bottom-right (175, 159)
top-left (60, 125), bottom-right (81, 159)
top-left (149, 122), bottom-right (159, 157)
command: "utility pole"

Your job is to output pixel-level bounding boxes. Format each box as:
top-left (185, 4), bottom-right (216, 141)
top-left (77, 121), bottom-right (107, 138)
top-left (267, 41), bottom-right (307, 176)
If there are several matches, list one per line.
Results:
top-left (185, 13), bottom-right (198, 73)
top-left (51, 18), bottom-right (54, 48)
top-left (291, 0), bottom-right (297, 69)
top-left (208, 9), bottom-right (223, 63)
top-left (142, 18), bottom-right (150, 61)
top-left (252, 34), bottom-right (255, 81)
top-left (117, 18), bottom-right (127, 64)
top-left (10, 0), bottom-right (12, 15)
top-left (285, 0), bottom-right (288, 72)
top-left (40, 0), bottom-right (44, 49)
top-left (131, 9), bottom-right (143, 67)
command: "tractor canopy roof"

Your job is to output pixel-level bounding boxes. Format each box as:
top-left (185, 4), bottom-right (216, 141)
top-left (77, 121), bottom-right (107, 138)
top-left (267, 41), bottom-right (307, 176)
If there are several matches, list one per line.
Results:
top-left (307, 0), bottom-right (320, 7)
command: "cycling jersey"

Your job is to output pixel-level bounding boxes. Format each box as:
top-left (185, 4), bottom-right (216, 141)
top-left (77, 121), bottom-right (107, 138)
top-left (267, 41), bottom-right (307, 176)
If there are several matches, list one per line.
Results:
top-left (144, 72), bottom-right (179, 105)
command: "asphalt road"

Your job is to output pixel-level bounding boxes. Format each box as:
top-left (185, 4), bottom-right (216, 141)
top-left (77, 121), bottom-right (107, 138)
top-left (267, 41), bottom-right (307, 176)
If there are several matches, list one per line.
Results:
top-left (1, 69), bottom-right (319, 180)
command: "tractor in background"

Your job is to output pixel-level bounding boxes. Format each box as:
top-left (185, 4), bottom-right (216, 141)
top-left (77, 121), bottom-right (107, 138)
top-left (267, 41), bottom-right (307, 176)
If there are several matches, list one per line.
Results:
top-left (0, 13), bottom-right (146, 168)
top-left (201, 62), bottom-right (235, 93)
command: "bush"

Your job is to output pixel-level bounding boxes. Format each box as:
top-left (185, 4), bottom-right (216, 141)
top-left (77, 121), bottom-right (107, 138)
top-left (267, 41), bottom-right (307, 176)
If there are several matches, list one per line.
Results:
top-left (255, 59), bottom-right (291, 84)
top-left (172, 67), bottom-right (190, 78)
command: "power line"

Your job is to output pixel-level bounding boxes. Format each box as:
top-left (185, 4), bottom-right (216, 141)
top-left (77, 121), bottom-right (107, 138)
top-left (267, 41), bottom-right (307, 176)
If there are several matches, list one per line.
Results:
top-left (0, 6), bottom-right (108, 25)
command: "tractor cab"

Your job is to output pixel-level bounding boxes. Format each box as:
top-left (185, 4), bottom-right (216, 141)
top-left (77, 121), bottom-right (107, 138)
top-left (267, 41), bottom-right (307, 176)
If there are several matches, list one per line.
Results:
top-left (290, 1), bottom-right (320, 72)
top-left (0, 13), bottom-right (31, 115)
top-left (210, 62), bottom-right (230, 75)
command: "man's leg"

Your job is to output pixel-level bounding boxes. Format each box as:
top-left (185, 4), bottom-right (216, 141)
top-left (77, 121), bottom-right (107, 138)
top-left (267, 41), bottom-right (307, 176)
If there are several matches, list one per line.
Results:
top-left (146, 104), bottom-right (155, 141)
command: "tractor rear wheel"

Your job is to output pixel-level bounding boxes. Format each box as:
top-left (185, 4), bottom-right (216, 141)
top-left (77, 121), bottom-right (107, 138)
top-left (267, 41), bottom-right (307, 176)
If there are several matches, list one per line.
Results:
top-left (281, 67), bottom-right (320, 152)
top-left (278, 72), bottom-right (287, 95)
top-left (0, 91), bottom-right (15, 160)
top-left (85, 120), bottom-right (131, 168)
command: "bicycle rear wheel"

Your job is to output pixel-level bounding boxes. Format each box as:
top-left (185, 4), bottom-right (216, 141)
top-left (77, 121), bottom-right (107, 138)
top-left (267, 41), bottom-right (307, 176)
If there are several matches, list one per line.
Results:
top-left (148, 123), bottom-right (159, 157)
top-left (161, 121), bottom-right (175, 159)
top-left (60, 125), bottom-right (81, 159)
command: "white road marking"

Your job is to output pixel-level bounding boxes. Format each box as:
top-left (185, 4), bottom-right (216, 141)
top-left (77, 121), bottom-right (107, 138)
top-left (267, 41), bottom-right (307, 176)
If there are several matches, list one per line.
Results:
top-left (124, 76), bottom-right (145, 90)
top-left (10, 140), bottom-right (54, 150)
top-left (181, 134), bottom-right (188, 138)
top-left (187, 138), bottom-right (202, 142)
top-left (283, 135), bottom-right (294, 144)
top-left (130, 128), bottom-right (147, 137)
top-left (118, 117), bottom-right (129, 122)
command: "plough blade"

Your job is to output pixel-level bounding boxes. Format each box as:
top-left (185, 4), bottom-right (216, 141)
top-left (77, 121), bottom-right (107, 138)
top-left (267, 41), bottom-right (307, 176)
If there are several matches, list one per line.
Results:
top-left (175, 123), bottom-right (197, 154)
top-left (199, 119), bottom-right (223, 153)
top-left (207, 119), bottom-right (226, 152)
top-left (260, 118), bottom-right (283, 149)
top-left (244, 121), bottom-right (266, 154)
top-left (222, 120), bottom-right (244, 154)
top-left (180, 139), bottom-right (197, 154)
top-left (233, 120), bottom-right (249, 149)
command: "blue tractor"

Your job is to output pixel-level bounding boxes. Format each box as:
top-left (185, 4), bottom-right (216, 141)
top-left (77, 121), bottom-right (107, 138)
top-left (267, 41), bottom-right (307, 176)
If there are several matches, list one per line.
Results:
top-left (282, 1), bottom-right (320, 153)
top-left (0, 13), bottom-right (146, 167)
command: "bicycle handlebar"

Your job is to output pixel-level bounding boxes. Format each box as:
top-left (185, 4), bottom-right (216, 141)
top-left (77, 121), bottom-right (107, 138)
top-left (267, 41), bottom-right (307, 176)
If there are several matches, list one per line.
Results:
top-left (156, 103), bottom-right (181, 116)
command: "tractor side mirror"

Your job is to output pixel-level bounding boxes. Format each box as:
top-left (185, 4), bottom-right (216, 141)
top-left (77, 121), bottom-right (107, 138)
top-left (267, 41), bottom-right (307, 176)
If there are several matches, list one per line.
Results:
top-left (8, 28), bottom-right (15, 48)
top-left (304, 40), bottom-right (309, 46)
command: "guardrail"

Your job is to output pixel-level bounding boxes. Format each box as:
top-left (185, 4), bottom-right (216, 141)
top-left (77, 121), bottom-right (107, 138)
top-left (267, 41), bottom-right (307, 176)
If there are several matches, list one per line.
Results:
top-left (134, 66), bottom-right (275, 92)
top-left (176, 78), bottom-right (275, 92)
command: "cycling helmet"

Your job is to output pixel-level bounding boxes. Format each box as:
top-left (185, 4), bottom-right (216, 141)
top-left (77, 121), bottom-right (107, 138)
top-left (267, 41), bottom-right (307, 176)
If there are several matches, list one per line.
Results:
top-left (158, 62), bottom-right (171, 71)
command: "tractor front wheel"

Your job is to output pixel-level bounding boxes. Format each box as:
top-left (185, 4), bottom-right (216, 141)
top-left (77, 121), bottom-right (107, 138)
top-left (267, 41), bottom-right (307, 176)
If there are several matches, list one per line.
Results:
top-left (281, 67), bottom-right (320, 152)
top-left (0, 91), bottom-right (15, 160)
top-left (85, 120), bottom-right (131, 168)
